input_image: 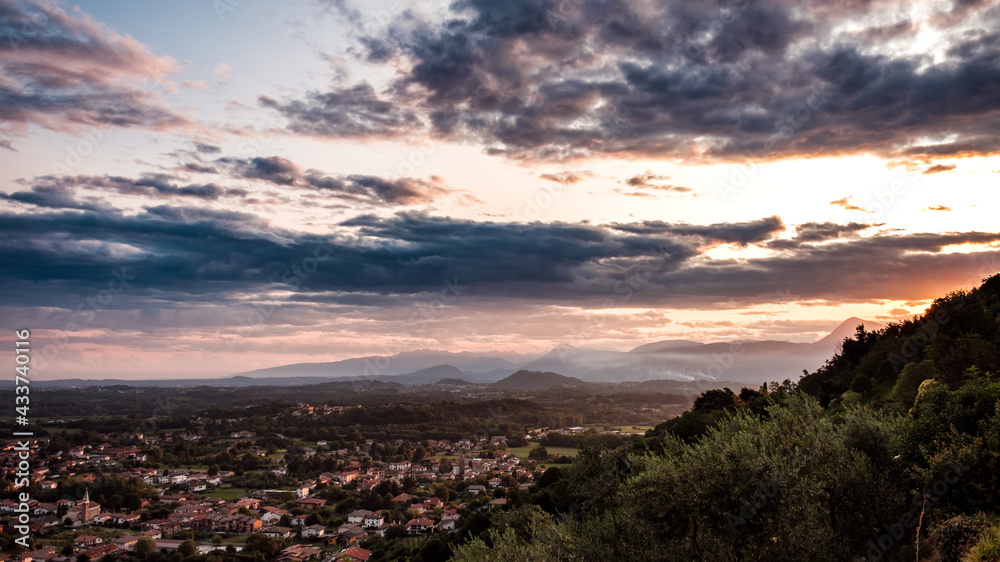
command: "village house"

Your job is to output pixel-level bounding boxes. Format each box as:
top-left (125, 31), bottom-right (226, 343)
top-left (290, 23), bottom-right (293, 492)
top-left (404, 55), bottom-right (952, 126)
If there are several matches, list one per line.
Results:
top-left (277, 544), bottom-right (323, 562)
top-left (295, 498), bottom-right (327, 511)
top-left (13, 545), bottom-right (58, 561)
top-left (78, 544), bottom-right (120, 560)
top-left (405, 518), bottom-right (434, 535)
top-left (332, 524), bottom-right (367, 545)
top-left (388, 461), bottom-right (411, 471)
top-left (337, 545), bottom-right (372, 561)
top-left (112, 536), bottom-right (141, 551)
top-left (347, 510), bottom-right (371, 525)
top-left (301, 524), bottom-right (326, 539)
top-left (260, 506), bottom-right (288, 525)
top-left (440, 514), bottom-right (460, 531)
top-left (362, 511), bottom-right (385, 529)
top-left (260, 526), bottom-right (294, 539)
top-left (72, 535), bottom-right (102, 548)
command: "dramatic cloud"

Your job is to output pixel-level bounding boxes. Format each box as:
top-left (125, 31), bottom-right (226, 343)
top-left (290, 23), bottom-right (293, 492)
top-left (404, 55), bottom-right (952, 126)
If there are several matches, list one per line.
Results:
top-left (610, 216), bottom-right (785, 246)
top-left (626, 172), bottom-right (671, 188)
top-left (218, 155), bottom-right (448, 204)
top-left (262, 0), bottom-right (1000, 163)
top-left (0, 183), bottom-right (111, 212)
top-left (259, 84), bottom-right (422, 139)
top-left (539, 171), bottom-right (592, 184)
top-left (1, 208), bottom-right (996, 315)
top-left (15, 174), bottom-right (247, 202)
top-left (791, 222), bottom-right (874, 243)
top-left (0, 0), bottom-right (190, 144)
top-left (620, 171), bottom-right (692, 196)
top-left (923, 164), bottom-right (957, 175)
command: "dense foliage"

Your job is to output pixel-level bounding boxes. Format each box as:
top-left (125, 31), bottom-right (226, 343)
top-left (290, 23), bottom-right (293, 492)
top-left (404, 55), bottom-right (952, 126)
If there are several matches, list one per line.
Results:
top-left (452, 274), bottom-right (1000, 561)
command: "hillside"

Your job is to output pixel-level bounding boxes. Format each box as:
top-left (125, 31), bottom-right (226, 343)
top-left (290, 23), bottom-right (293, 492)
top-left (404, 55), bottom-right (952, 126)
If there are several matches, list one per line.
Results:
top-left (435, 377), bottom-right (472, 386)
top-left (799, 274), bottom-right (1000, 408)
top-left (459, 274), bottom-right (1000, 562)
top-left (494, 370), bottom-right (584, 389)
top-left (391, 364), bottom-right (467, 385)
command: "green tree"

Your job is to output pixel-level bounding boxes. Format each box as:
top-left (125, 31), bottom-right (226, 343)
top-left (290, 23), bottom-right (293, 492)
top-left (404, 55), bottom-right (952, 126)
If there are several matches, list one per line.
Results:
top-left (528, 446), bottom-right (549, 461)
top-left (177, 540), bottom-right (198, 558)
top-left (434, 485), bottom-right (450, 503)
top-left (890, 359), bottom-right (937, 408)
top-left (244, 534), bottom-right (285, 558)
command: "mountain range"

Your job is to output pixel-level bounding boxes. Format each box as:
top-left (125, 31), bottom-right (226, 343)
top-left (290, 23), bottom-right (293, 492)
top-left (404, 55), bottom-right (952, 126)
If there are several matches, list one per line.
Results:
top-left (230, 317), bottom-right (883, 386)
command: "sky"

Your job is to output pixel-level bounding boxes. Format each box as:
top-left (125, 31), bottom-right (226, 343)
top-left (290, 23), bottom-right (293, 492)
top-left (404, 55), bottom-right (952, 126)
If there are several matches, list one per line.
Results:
top-left (1, 0), bottom-right (999, 379)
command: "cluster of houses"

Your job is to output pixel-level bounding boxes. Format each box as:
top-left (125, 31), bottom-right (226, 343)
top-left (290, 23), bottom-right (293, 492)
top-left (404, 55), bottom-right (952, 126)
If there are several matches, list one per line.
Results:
top-left (1, 428), bottom-right (546, 562)
top-left (5, 538), bottom-right (342, 562)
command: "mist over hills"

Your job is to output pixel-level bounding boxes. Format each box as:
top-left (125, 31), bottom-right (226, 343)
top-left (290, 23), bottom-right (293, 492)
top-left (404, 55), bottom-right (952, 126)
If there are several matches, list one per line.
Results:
top-left (25, 318), bottom-right (882, 388)
top-left (229, 317), bottom-right (881, 386)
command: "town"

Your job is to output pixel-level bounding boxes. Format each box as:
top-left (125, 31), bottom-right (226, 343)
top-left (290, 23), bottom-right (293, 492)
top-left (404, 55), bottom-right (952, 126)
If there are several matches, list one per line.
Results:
top-left (0, 386), bottom-right (679, 562)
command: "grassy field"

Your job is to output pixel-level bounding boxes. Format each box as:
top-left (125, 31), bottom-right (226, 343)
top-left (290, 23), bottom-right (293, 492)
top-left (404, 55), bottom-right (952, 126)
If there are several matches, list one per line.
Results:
top-left (505, 443), bottom-right (578, 460)
top-left (221, 535), bottom-right (248, 546)
top-left (204, 486), bottom-right (249, 500)
top-left (536, 463), bottom-right (573, 470)
top-left (400, 536), bottom-right (427, 549)
top-left (605, 424), bottom-right (655, 433)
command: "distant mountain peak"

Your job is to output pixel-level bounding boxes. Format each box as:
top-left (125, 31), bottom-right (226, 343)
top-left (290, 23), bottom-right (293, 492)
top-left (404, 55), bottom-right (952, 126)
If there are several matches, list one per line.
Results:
top-left (628, 339), bottom-right (704, 354)
top-left (815, 317), bottom-right (885, 349)
top-left (495, 370), bottom-right (584, 389)
top-left (435, 377), bottom-right (471, 386)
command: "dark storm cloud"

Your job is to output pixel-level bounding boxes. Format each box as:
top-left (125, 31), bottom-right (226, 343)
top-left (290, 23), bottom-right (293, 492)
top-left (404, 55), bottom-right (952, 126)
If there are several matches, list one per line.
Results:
top-left (258, 83), bottom-right (423, 139)
top-left (219, 155), bottom-right (300, 186)
top-left (0, 184), bottom-right (111, 212)
top-left (194, 143), bottom-right (222, 154)
top-left (183, 163), bottom-right (218, 174)
top-left (219, 155), bottom-right (448, 204)
top-left (0, 207), bottom-right (997, 311)
top-left (20, 174), bottom-right (245, 202)
top-left (626, 172), bottom-right (672, 188)
top-left (791, 222), bottom-right (873, 243)
top-left (620, 171), bottom-right (692, 196)
top-left (611, 216), bottom-right (785, 246)
top-left (0, 0), bottom-right (190, 144)
top-left (267, 0), bottom-right (1000, 162)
